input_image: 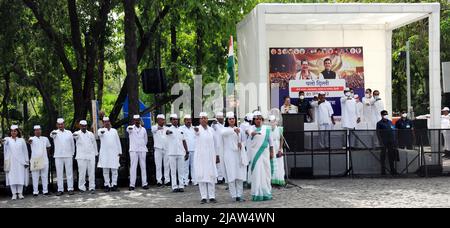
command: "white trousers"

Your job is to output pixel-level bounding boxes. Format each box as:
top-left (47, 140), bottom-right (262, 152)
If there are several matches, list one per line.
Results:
top-left (154, 148), bottom-right (170, 184)
top-left (55, 158), bottom-right (74, 192)
top-left (31, 165), bottom-right (49, 194)
top-left (169, 155), bottom-right (184, 190)
top-left (199, 182), bottom-right (215, 200)
top-left (229, 180), bottom-right (244, 198)
top-left (103, 168), bottom-right (118, 187)
top-left (182, 151), bottom-right (195, 185)
top-left (443, 130), bottom-right (450, 151)
top-left (77, 159), bottom-right (96, 191)
top-left (10, 185), bottom-right (23, 194)
top-left (129, 151), bottom-right (147, 187)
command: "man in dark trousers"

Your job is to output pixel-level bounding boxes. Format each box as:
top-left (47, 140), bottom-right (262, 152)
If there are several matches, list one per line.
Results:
top-left (395, 111), bottom-right (414, 150)
top-left (376, 110), bottom-right (398, 176)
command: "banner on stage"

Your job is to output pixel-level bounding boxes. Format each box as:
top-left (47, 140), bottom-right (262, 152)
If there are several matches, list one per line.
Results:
top-left (269, 47), bottom-right (364, 116)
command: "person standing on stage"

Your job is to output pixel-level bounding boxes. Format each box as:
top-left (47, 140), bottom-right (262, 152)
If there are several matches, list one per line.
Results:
top-left (152, 114), bottom-right (170, 186)
top-left (194, 112), bottom-right (219, 204)
top-left (221, 112), bottom-right (247, 202)
top-left (28, 125), bottom-right (51, 196)
top-left (312, 92), bottom-right (335, 148)
top-left (127, 115), bottom-right (149, 191)
top-left (73, 120), bottom-right (98, 194)
top-left (297, 91), bottom-right (313, 122)
top-left (166, 114), bottom-right (189, 192)
top-left (180, 114), bottom-right (197, 186)
top-left (362, 88), bottom-right (375, 129)
top-left (212, 112), bottom-right (226, 184)
top-left (98, 117), bottom-right (122, 192)
top-left (246, 111), bottom-right (274, 201)
top-left (51, 118), bottom-right (75, 196)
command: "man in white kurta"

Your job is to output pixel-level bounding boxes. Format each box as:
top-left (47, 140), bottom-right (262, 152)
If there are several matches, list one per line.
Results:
top-left (29, 125), bottom-right (51, 196)
top-left (151, 114), bottom-right (170, 186)
top-left (354, 95), bottom-right (365, 129)
top-left (341, 88), bottom-right (361, 130)
top-left (362, 89), bottom-right (375, 129)
top-left (3, 125), bottom-right (29, 200)
top-left (315, 92), bottom-right (335, 148)
top-left (166, 114), bottom-right (189, 192)
top-left (73, 120), bottom-right (98, 193)
top-left (50, 118), bottom-right (75, 196)
top-left (194, 112), bottom-right (218, 204)
top-left (180, 114), bottom-right (196, 186)
top-left (372, 90), bottom-right (385, 128)
top-left (246, 111), bottom-right (274, 201)
top-left (441, 108), bottom-right (450, 155)
top-left (127, 115), bottom-right (149, 190)
top-left (98, 117), bottom-right (122, 192)
top-left (221, 112), bottom-right (247, 202)
top-left (212, 112), bottom-right (226, 183)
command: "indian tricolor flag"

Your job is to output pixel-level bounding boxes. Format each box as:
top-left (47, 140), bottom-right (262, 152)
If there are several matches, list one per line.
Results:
top-left (226, 35), bottom-right (235, 97)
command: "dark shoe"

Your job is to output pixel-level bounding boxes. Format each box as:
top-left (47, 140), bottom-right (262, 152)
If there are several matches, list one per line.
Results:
top-left (179, 188), bottom-right (185, 192)
top-left (90, 190), bottom-right (96, 194)
top-left (172, 189), bottom-right (178, 193)
top-left (200, 199), bottom-right (207, 204)
top-left (165, 182), bottom-right (171, 187)
top-left (68, 190), bottom-right (74, 195)
top-left (209, 198), bottom-right (217, 203)
top-left (33, 194), bottom-right (38, 197)
top-left (142, 185), bottom-right (149, 190)
top-left (111, 186), bottom-right (119, 192)
top-left (43, 193), bottom-right (50, 196)
top-left (104, 186), bottom-right (111, 192)
top-left (129, 186), bottom-right (135, 191)
top-left (79, 190), bottom-right (85, 194)
top-left (237, 197), bottom-right (246, 202)
top-left (157, 183), bottom-right (162, 187)
top-left (56, 191), bottom-right (63, 196)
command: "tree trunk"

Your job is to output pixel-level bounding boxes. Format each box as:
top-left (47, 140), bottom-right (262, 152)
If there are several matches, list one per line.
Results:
top-left (97, 34), bottom-right (106, 110)
top-left (195, 13), bottom-right (204, 75)
top-left (1, 73), bottom-right (10, 137)
top-left (170, 13), bottom-right (179, 82)
top-left (124, 0), bottom-right (139, 117)
top-left (34, 78), bottom-right (58, 135)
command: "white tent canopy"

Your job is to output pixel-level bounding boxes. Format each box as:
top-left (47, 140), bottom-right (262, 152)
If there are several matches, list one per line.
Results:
top-left (237, 3), bottom-right (441, 128)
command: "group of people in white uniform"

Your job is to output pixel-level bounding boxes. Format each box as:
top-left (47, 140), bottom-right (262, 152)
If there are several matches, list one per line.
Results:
top-left (2, 111), bottom-right (286, 203)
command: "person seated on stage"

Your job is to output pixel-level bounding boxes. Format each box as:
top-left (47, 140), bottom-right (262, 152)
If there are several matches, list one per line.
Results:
top-left (376, 110), bottom-right (398, 176)
top-left (295, 59), bottom-right (322, 80)
top-left (280, 96), bottom-right (298, 114)
top-left (319, 58), bottom-right (336, 79)
top-left (395, 111), bottom-right (414, 150)
top-left (297, 91), bottom-right (313, 122)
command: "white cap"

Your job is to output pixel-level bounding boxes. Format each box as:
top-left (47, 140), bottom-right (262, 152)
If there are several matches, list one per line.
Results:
top-left (133, 115), bottom-right (140, 119)
top-left (253, 111), bottom-right (262, 117)
top-left (79, 120), bottom-right (88, 125)
top-left (33, 125), bottom-right (41, 130)
top-left (199, 112), bottom-right (208, 118)
top-left (318, 91), bottom-right (326, 95)
top-left (226, 112), bottom-right (235, 119)
top-left (269, 115), bottom-right (276, 121)
top-left (184, 114), bottom-right (192, 119)
top-left (170, 114), bottom-right (178, 119)
top-left (344, 87), bottom-right (350, 91)
top-left (57, 118), bottom-right (64, 124)
top-left (443, 107), bottom-right (450, 112)
top-left (102, 117), bottom-right (110, 121)
top-left (10, 125), bottom-right (18, 130)
top-left (215, 112), bottom-right (224, 118)
top-left (245, 113), bottom-right (254, 121)
top-left (156, 114), bottom-right (165, 119)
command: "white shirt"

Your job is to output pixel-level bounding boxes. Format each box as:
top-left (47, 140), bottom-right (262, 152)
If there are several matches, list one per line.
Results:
top-left (280, 104), bottom-right (298, 114)
top-left (317, 100), bottom-right (334, 125)
top-left (97, 128), bottom-right (122, 169)
top-left (151, 125), bottom-right (168, 150)
top-left (372, 98), bottom-right (385, 123)
top-left (340, 96), bottom-right (360, 129)
top-left (442, 115), bottom-right (450, 128)
top-left (166, 126), bottom-right (186, 156)
top-left (127, 125), bottom-right (148, 152)
top-left (51, 129), bottom-right (75, 158)
top-left (180, 125), bottom-right (196, 152)
top-left (74, 130), bottom-right (98, 160)
top-left (30, 136), bottom-right (51, 165)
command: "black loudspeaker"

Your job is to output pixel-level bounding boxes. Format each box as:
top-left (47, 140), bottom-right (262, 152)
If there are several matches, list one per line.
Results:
top-left (282, 114), bottom-right (305, 152)
top-left (141, 68), bottom-right (167, 94)
top-left (417, 165), bottom-right (443, 177)
top-left (414, 119), bottom-right (429, 146)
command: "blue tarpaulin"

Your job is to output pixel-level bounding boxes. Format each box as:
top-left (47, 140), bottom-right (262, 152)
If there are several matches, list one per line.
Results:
top-left (123, 97), bottom-right (152, 129)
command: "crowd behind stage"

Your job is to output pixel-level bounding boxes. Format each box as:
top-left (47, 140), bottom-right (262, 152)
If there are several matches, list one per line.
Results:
top-left (1, 111), bottom-right (285, 204)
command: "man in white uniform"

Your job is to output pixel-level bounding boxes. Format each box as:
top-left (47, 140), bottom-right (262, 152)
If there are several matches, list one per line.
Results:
top-left (166, 114), bottom-right (189, 192)
top-left (28, 125), bottom-right (51, 196)
top-left (50, 118), bottom-right (75, 196)
top-left (372, 90), bottom-right (385, 126)
top-left (151, 114), bottom-right (170, 187)
top-left (441, 107), bottom-right (450, 156)
top-left (180, 114), bottom-right (196, 186)
top-left (127, 115), bottom-right (149, 191)
top-left (194, 112), bottom-right (219, 204)
top-left (73, 120), bottom-right (98, 194)
top-left (98, 117), bottom-right (122, 192)
top-left (341, 88), bottom-right (361, 130)
top-left (212, 112), bottom-right (226, 184)
top-left (313, 92), bottom-right (335, 148)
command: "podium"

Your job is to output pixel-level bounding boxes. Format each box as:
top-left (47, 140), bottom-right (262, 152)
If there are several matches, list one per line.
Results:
top-left (282, 113), bottom-right (305, 152)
